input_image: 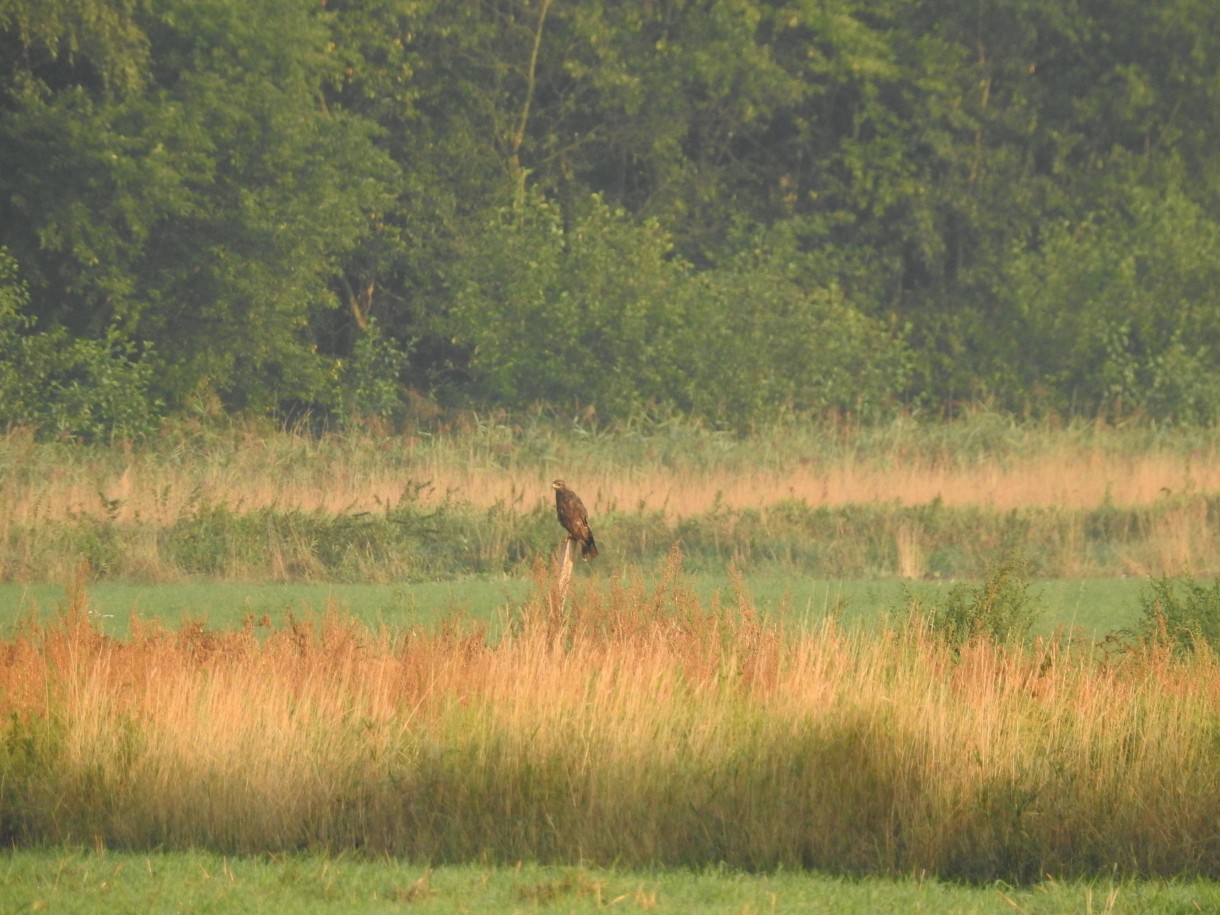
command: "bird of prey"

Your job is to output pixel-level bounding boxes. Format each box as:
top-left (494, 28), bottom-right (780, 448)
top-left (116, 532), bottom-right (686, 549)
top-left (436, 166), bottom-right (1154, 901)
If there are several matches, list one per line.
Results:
top-left (551, 480), bottom-right (598, 559)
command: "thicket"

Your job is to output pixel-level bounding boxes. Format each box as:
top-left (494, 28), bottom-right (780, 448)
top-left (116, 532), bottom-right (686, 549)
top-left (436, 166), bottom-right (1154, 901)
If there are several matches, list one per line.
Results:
top-left (0, 250), bottom-right (160, 442)
top-left (4, 0), bottom-right (1220, 437)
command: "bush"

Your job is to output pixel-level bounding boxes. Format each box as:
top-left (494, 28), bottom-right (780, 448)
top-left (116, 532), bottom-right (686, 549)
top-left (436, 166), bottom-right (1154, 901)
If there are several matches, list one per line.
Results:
top-left (1135, 573), bottom-right (1220, 655)
top-left (333, 318), bottom-right (411, 428)
top-left (451, 191), bottom-right (690, 418)
top-left (1005, 189), bottom-right (1220, 424)
top-left (671, 269), bottom-right (910, 431)
top-left (911, 554), bottom-right (1042, 648)
top-left (0, 248), bottom-right (161, 442)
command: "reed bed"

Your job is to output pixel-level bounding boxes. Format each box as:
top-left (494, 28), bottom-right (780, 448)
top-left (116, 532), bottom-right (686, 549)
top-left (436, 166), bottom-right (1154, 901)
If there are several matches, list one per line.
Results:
top-left (2, 559), bottom-right (1219, 882)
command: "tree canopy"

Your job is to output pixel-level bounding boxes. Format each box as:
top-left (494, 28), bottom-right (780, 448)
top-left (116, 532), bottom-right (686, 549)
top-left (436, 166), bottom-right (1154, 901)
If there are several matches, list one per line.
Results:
top-left (2, 0), bottom-right (1219, 437)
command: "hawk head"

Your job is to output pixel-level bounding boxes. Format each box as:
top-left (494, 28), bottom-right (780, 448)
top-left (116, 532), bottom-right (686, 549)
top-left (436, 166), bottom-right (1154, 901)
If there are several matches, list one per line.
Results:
top-left (551, 480), bottom-right (567, 491)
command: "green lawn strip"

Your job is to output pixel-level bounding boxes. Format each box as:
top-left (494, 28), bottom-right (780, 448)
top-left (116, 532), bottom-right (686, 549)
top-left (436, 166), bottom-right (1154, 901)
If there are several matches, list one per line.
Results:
top-left (2, 850), bottom-right (1218, 914)
top-left (0, 579), bottom-right (530, 637)
top-left (0, 575), bottom-right (1144, 639)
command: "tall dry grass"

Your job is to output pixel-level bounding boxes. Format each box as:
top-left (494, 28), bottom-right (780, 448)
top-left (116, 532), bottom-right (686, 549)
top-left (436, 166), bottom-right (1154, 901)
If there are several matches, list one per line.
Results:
top-left (3, 415), bottom-right (1220, 526)
top-left (3, 559), bottom-right (1220, 881)
top-left (6, 416), bottom-right (1220, 581)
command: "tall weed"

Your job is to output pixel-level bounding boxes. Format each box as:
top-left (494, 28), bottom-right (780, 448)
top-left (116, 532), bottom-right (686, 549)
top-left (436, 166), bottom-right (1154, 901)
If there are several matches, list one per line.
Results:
top-left (1135, 572), bottom-right (1220, 654)
top-left (910, 555), bottom-right (1043, 647)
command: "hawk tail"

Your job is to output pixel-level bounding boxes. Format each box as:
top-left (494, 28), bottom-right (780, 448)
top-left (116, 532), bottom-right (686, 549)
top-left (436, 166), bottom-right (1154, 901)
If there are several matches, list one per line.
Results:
top-left (582, 535), bottom-right (598, 559)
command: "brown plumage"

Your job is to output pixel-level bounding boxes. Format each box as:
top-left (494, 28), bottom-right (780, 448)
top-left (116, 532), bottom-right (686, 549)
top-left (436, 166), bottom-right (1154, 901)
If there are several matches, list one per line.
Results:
top-left (552, 479), bottom-right (598, 559)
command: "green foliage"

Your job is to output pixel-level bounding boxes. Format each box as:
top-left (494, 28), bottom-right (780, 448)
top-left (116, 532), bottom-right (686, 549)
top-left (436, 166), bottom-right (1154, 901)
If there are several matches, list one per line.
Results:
top-left (452, 191), bottom-right (908, 428)
top-left (0, 0), bottom-right (149, 97)
top-left (451, 191), bottom-right (689, 418)
top-left (0, 248), bottom-right (27, 405)
top-left (4, 0), bottom-right (1220, 426)
top-left (332, 319), bottom-right (411, 428)
top-left (0, 0), bottom-right (397, 415)
top-left (19, 329), bottom-right (162, 443)
top-left (912, 555), bottom-right (1043, 647)
top-left (0, 249), bottom-right (160, 441)
top-left (674, 245), bottom-right (911, 428)
top-left (1005, 190), bottom-right (1220, 422)
top-left (1136, 573), bottom-right (1220, 654)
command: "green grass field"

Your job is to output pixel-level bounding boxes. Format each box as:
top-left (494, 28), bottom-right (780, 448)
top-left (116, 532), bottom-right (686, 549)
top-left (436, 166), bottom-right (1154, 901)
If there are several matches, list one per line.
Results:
top-left (3, 849), bottom-right (1220, 914)
top-left (0, 574), bottom-right (1147, 641)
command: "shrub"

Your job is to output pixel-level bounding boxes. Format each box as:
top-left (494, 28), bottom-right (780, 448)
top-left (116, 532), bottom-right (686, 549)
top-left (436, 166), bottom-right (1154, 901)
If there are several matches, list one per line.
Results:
top-left (1005, 189), bottom-right (1220, 424)
top-left (1135, 573), bottom-right (1220, 655)
top-left (0, 248), bottom-right (161, 442)
top-left (332, 317), bottom-right (411, 428)
top-left (911, 554), bottom-right (1042, 647)
top-left (451, 191), bottom-right (690, 419)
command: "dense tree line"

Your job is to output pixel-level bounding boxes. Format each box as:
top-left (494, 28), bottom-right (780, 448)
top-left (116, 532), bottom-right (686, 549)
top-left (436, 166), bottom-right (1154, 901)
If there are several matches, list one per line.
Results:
top-left (2, 0), bottom-right (1220, 438)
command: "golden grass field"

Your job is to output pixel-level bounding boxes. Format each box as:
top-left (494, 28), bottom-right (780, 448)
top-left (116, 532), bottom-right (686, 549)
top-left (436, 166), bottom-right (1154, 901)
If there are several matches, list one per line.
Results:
top-left (1, 558), bottom-right (1218, 881)
top-left (5, 419), bottom-right (1220, 525)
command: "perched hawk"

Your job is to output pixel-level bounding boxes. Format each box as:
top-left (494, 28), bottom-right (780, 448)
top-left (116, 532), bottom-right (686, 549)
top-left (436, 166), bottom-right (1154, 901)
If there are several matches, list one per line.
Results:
top-left (551, 479), bottom-right (598, 559)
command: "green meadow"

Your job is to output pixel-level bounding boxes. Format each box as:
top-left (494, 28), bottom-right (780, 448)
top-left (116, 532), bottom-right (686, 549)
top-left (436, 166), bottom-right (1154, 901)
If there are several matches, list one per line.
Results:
top-left (0, 574), bottom-right (1145, 641)
top-left (4, 849), bottom-right (1220, 914)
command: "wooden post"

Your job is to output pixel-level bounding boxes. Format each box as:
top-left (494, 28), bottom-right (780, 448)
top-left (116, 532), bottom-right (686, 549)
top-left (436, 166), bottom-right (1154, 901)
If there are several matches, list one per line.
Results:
top-left (554, 537), bottom-right (573, 613)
